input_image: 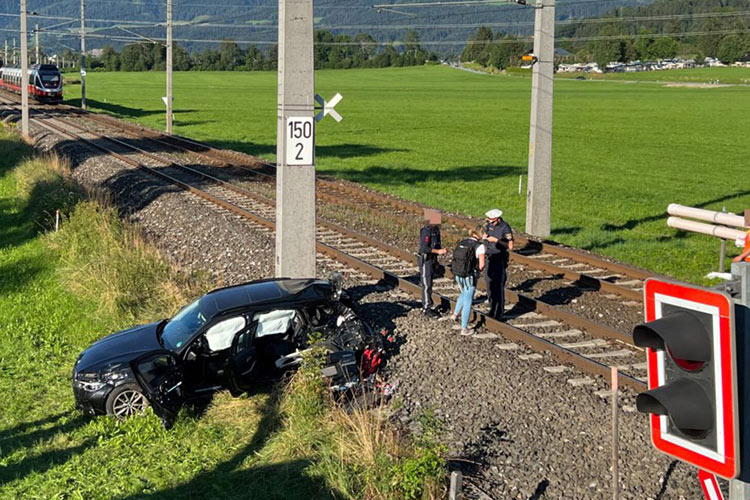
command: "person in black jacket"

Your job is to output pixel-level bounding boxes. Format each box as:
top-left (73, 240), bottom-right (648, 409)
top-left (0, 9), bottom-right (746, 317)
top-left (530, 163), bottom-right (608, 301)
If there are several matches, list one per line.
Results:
top-left (483, 208), bottom-right (514, 320)
top-left (419, 209), bottom-right (447, 318)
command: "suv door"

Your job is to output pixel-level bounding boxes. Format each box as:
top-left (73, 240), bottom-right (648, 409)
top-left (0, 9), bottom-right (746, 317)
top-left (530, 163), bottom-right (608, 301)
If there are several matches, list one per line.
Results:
top-left (130, 351), bottom-right (184, 428)
top-left (227, 324), bottom-right (258, 393)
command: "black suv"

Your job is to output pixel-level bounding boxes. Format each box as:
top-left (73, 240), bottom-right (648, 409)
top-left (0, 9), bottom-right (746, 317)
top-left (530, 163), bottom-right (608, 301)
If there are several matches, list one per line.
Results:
top-left (73, 276), bottom-right (378, 425)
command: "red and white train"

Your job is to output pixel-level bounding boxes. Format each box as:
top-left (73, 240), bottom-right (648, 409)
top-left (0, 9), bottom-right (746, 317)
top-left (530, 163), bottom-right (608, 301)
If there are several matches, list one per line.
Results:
top-left (0, 64), bottom-right (63, 102)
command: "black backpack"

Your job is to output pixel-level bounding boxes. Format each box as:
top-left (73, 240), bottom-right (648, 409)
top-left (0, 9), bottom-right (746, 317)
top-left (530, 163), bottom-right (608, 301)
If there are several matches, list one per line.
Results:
top-left (450, 238), bottom-right (478, 278)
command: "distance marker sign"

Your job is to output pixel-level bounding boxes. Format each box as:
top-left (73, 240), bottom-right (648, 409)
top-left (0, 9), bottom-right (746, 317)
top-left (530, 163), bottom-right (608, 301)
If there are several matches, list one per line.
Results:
top-left (286, 117), bottom-right (314, 166)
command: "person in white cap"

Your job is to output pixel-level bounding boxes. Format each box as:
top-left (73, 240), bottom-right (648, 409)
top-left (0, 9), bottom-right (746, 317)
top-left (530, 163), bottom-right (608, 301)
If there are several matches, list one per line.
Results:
top-left (483, 208), bottom-right (514, 320)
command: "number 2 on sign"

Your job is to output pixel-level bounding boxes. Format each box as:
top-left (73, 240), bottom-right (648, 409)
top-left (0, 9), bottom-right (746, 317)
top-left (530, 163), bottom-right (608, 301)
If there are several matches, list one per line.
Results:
top-left (286, 117), bottom-right (314, 166)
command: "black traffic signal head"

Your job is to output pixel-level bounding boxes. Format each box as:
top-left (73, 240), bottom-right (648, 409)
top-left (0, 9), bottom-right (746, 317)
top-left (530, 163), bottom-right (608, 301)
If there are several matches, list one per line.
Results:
top-left (634, 310), bottom-right (711, 370)
top-left (636, 378), bottom-right (712, 438)
top-left (633, 304), bottom-right (716, 444)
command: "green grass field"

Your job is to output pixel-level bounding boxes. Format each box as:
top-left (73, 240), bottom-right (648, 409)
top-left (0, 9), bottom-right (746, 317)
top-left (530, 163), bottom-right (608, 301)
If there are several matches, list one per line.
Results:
top-left (62, 65), bottom-right (750, 283)
top-left (555, 66), bottom-right (750, 84)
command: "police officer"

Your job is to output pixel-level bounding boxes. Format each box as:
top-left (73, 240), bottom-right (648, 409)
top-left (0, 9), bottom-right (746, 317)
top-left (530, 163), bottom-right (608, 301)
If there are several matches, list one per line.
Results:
top-left (483, 208), bottom-right (514, 320)
top-left (419, 209), bottom-right (447, 317)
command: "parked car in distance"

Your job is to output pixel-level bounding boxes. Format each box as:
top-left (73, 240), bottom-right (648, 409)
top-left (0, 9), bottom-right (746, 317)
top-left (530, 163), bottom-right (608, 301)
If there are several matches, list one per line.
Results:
top-left (73, 275), bottom-right (380, 426)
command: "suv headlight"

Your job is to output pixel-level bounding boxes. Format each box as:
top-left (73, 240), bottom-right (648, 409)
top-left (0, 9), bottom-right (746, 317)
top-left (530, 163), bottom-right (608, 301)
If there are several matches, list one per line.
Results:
top-left (75, 372), bottom-right (106, 391)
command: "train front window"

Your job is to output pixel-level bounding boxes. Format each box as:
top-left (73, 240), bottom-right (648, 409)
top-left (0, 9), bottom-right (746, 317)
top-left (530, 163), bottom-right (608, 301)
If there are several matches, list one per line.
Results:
top-left (40, 73), bottom-right (59, 88)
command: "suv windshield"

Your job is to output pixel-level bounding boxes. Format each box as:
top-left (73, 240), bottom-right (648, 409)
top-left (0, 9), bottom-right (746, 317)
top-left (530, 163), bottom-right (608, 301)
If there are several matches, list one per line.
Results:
top-left (161, 298), bottom-right (216, 350)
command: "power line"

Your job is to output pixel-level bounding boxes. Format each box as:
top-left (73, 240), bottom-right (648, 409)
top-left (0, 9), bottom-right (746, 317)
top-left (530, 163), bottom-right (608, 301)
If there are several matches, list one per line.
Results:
top-left (4, 8), bottom-right (745, 33)
top-left (34, 26), bottom-right (750, 46)
top-left (317, 10), bottom-right (750, 30)
top-left (3, 9), bottom-right (746, 36)
top-left (373, 0), bottom-right (519, 8)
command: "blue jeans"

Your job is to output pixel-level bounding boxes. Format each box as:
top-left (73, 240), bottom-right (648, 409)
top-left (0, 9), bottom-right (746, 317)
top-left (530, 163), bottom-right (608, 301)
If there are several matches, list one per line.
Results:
top-left (454, 275), bottom-right (476, 329)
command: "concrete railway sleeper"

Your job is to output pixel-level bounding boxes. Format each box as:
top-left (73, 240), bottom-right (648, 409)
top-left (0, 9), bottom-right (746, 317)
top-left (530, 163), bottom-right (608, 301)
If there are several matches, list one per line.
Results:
top-left (5, 103), bottom-right (648, 392)
top-left (0, 91), bottom-right (654, 303)
top-left (38, 103), bottom-right (647, 304)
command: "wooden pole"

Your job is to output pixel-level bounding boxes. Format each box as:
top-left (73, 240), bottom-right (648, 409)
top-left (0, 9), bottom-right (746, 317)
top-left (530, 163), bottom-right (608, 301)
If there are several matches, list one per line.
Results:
top-left (611, 366), bottom-right (619, 500)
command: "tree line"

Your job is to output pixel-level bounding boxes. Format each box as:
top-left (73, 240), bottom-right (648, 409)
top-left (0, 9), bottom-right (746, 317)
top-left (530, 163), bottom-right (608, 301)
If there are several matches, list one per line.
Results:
top-left (461, 0), bottom-right (750, 69)
top-left (460, 27), bottom-right (530, 69)
top-left (558, 0), bottom-right (750, 66)
top-left (66, 30), bottom-right (437, 72)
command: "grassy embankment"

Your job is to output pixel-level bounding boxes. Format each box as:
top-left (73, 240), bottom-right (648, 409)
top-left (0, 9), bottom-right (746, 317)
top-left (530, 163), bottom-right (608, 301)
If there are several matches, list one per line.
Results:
top-left (61, 65), bottom-right (750, 283)
top-left (0, 127), bottom-right (443, 500)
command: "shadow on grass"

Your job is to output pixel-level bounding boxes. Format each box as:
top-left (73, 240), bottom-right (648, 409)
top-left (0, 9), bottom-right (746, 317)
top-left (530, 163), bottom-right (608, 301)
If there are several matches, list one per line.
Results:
top-left (208, 140), bottom-right (407, 161)
top-left (601, 190), bottom-right (750, 232)
top-left (0, 412), bottom-right (91, 485)
top-left (64, 99), bottom-right (196, 119)
top-left (113, 388), bottom-right (338, 500)
top-left (0, 257), bottom-right (47, 295)
top-left (323, 164), bottom-right (525, 186)
top-left (550, 226), bottom-right (581, 237)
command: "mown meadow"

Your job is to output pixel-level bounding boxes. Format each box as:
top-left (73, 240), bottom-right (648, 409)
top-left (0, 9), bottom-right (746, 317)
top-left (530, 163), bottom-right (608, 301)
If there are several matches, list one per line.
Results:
top-left (62, 65), bottom-right (750, 282)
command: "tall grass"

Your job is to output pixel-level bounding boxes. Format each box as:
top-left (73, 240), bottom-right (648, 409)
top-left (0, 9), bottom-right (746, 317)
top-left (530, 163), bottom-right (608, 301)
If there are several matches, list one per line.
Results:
top-left (46, 201), bottom-right (202, 321)
top-left (264, 347), bottom-right (447, 500)
top-left (13, 151), bottom-right (204, 322)
top-left (13, 153), bottom-right (85, 232)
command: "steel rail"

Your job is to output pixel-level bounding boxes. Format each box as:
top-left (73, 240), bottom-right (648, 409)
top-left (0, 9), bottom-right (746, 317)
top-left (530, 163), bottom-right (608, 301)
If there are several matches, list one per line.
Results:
top-left (19, 94), bottom-right (652, 299)
top-left (11, 107), bottom-right (646, 391)
top-left (62, 108), bottom-right (647, 301)
top-left (46, 110), bottom-right (636, 348)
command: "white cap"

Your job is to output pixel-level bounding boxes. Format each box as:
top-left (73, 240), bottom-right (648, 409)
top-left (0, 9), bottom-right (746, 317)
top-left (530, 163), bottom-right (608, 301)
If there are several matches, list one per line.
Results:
top-left (485, 209), bottom-right (503, 219)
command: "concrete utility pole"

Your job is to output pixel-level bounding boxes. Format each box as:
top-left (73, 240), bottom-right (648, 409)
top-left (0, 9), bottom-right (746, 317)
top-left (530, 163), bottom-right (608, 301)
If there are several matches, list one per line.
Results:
top-left (12, 38), bottom-right (16, 64)
top-left (275, 0), bottom-right (315, 278)
top-left (20, 0), bottom-right (29, 136)
top-left (80, 0), bottom-right (86, 110)
top-left (525, 0), bottom-right (555, 238)
top-left (165, 0), bottom-right (173, 133)
top-left (4, 40), bottom-right (7, 66)
top-left (34, 24), bottom-right (39, 64)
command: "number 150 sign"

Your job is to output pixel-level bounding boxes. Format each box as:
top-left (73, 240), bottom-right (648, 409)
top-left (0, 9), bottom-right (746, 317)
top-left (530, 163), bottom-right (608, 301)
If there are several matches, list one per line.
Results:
top-left (286, 117), bottom-right (314, 166)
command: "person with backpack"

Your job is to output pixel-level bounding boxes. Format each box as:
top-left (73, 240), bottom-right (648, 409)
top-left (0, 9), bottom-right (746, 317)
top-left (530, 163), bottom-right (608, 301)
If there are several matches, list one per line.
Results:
top-left (419, 209), bottom-right (447, 318)
top-left (450, 225), bottom-right (486, 335)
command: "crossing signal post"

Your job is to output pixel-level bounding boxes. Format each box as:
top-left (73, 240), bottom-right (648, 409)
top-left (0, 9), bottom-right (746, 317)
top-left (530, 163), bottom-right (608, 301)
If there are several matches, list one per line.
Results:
top-left (633, 279), bottom-right (739, 479)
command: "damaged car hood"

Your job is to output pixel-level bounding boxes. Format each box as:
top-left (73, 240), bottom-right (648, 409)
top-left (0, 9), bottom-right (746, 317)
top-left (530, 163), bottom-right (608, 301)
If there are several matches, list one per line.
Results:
top-left (76, 321), bottom-right (164, 372)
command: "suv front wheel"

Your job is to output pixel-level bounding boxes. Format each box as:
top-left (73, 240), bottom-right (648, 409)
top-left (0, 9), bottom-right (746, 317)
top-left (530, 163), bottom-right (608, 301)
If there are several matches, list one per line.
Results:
top-left (105, 383), bottom-right (150, 419)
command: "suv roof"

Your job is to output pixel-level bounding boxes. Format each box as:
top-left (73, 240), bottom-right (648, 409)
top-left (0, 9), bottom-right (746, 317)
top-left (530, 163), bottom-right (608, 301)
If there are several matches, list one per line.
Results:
top-left (202, 278), bottom-right (332, 315)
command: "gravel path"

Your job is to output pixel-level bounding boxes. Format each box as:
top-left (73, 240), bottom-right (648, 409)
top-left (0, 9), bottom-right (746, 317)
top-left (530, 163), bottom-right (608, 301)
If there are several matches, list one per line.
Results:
top-left (23, 116), bottom-right (704, 499)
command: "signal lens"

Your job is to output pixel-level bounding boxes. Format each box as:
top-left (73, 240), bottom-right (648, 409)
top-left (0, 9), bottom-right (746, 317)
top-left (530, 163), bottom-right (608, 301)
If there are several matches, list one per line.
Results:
top-left (667, 346), bottom-right (706, 372)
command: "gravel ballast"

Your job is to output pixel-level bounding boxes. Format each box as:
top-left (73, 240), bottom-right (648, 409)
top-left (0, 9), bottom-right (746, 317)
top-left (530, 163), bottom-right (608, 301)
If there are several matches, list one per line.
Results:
top-left (22, 115), bottom-right (705, 499)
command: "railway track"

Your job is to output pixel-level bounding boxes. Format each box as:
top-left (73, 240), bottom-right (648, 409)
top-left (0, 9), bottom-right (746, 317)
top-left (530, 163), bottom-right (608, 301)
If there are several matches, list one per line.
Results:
top-left (47, 103), bottom-right (652, 304)
top-left (0, 98), bottom-right (649, 392)
top-left (0, 91), bottom-right (657, 304)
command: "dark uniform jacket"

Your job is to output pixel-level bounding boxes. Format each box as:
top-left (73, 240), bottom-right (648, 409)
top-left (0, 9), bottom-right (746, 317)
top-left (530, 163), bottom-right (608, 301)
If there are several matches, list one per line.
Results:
top-left (419, 225), bottom-right (442, 261)
top-left (484, 220), bottom-right (514, 258)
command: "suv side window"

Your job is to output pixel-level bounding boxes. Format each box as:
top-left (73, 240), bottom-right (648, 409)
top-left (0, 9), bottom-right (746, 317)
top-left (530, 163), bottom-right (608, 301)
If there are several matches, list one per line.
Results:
top-left (204, 316), bottom-right (246, 352)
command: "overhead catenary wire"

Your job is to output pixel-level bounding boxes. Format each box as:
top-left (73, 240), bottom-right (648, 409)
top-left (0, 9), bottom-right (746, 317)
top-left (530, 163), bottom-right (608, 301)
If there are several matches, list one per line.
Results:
top-left (2, 9), bottom-right (747, 32)
top-left (30, 26), bottom-right (750, 45)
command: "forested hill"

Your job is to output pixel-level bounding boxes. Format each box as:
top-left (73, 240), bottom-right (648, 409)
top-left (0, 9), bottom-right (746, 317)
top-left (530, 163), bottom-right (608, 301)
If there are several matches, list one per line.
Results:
top-left (558, 0), bottom-right (750, 37)
top-left (554, 0), bottom-right (750, 63)
top-left (0, 0), bottom-right (654, 55)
